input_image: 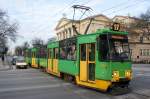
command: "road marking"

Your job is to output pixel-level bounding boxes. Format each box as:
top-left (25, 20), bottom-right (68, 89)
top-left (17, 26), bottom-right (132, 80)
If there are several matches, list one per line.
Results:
top-left (135, 73), bottom-right (150, 77)
top-left (0, 83), bottom-right (71, 93)
top-left (74, 89), bottom-right (89, 93)
top-left (0, 68), bottom-right (37, 73)
top-left (136, 73), bottom-right (144, 76)
top-left (0, 76), bottom-right (57, 81)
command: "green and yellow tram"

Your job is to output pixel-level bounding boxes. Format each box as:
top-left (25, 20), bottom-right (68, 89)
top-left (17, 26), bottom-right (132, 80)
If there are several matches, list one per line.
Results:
top-left (38, 46), bottom-right (47, 69)
top-left (46, 41), bottom-right (60, 76)
top-left (25, 48), bottom-right (32, 66)
top-left (25, 25), bottom-right (132, 92)
top-left (31, 48), bottom-right (39, 68)
top-left (76, 29), bottom-right (131, 91)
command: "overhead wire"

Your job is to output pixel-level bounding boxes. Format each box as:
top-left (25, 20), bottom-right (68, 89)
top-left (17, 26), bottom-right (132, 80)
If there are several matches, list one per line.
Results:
top-left (32, 0), bottom-right (148, 38)
top-left (33, 0), bottom-right (93, 35)
top-left (32, 0), bottom-right (79, 34)
top-left (106, 0), bottom-right (147, 16)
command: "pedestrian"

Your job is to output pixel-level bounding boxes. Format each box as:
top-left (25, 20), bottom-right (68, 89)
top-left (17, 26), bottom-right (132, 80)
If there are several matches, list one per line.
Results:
top-left (1, 54), bottom-right (5, 65)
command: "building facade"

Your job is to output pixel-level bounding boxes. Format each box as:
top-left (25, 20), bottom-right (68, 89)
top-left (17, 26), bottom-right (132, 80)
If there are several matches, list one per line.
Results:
top-left (55, 14), bottom-right (111, 41)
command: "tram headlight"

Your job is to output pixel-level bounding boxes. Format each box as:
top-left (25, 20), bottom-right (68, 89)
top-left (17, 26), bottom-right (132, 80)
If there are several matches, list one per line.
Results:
top-left (112, 71), bottom-right (119, 81)
top-left (125, 70), bottom-right (132, 79)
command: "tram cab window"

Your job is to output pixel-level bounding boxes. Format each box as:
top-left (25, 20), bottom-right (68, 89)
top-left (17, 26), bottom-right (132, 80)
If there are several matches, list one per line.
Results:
top-left (98, 34), bottom-right (130, 61)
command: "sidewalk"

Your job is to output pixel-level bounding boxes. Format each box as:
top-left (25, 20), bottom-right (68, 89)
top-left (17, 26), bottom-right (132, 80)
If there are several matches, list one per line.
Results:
top-left (0, 60), bottom-right (11, 71)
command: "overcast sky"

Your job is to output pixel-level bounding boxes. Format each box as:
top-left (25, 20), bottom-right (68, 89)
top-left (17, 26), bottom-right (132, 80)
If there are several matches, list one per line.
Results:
top-left (0, 0), bottom-right (149, 52)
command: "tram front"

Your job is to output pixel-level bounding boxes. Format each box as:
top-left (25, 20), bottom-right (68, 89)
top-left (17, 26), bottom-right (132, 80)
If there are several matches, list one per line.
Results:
top-left (97, 31), bottom-right (132, 89)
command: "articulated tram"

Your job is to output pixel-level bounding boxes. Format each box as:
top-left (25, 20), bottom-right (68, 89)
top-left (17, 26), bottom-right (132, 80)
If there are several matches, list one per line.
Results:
top-left (25, 25), bottom-right (132, 92)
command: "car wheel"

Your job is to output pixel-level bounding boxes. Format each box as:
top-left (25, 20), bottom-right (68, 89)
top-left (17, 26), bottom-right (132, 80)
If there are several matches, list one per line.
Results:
top-left (24, 66), bottom-right (27, 69)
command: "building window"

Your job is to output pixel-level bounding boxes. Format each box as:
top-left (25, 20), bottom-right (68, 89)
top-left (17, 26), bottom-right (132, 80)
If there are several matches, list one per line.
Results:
top-left (143, 49), bottom-right (146, 56)
top-left (130, 49), bottom-right (132, 56)
top-left (140, 49), bottom-right (150, 56)
top-left (146, 49), bottom-right (149, 56)
top-left (140, 49), bottom-right (142, 56)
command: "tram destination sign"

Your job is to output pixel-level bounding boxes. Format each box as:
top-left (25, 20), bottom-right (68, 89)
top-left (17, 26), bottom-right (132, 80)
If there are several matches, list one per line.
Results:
top-left (111, 35), bottom-right (127, 39)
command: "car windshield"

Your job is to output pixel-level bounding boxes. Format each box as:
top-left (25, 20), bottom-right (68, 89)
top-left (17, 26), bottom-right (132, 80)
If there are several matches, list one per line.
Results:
top-left (17, 57), bottom-right (25, 62)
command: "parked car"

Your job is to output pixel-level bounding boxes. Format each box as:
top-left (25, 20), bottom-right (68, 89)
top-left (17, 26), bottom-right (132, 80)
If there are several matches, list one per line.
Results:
top-left (11, 56), bottom-right (18, 65)
top-left (16, 56), bottom-right (28, 69)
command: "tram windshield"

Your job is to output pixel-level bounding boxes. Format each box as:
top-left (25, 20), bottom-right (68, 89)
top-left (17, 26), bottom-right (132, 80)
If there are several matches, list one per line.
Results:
top-left (99, 34), bottom-right (130, 61)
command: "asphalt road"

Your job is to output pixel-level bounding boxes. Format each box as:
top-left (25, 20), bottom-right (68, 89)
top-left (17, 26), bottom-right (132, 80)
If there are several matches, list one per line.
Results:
top-left (0, 63), bottom-right (150, 99)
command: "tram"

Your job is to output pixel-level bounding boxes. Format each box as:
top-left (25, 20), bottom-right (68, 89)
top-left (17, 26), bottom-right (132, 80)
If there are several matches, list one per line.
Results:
top-left (25, 23), bottom-right (132, 92)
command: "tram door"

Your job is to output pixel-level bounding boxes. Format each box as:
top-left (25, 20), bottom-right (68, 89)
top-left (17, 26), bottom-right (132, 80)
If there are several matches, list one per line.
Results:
top-left (52, 48), bottom-right (59, 73)
top-left (47, 49), bottom-right (52, 71)
top-left (80, 43), bottom-right (95, 82)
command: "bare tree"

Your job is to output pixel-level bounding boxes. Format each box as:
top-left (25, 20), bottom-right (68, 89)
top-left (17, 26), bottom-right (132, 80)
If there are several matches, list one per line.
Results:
top-left (14, 42), bottom-right (30, 56)
top-left (128, 8), bottom-right (150, 42)
top-left (32, 38), bottom-right (44, 48)
top-left (15, 46), bottom-right (22, 56)
top-left (0, 9), bottom-right (18, 42)
top-left (22, 42), bottom-right (30, 55)
top-left (22, 42), bottom-right (30, 50)
top-left (0, 9), bottom-right (18, 55)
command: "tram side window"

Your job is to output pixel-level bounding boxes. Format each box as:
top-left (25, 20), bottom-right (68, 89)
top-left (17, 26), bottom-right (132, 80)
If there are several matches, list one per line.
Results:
top-left (99, 36), bottom-right (109, 60)
top-left (59, 37), bottom-right (77, 60)
top-left (40, 48), bottom-right (47, 58)
top-left (54, 48), bottom-right (58, 59)
top-left (80, 44), bottom-right (86, 61)
top-left (60, 47), bottom-right (67, 59)
top-left (48, 49), bottom-right (52, 59)
top-left (89, 44), bottom-right (95, 61)
top-left (66, 45), bottom-right (76, 60)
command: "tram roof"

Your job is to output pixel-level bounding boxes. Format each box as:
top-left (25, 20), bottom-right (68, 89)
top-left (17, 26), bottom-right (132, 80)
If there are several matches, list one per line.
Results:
top-left (47, 41), bottom-right (59, 48)
top-left (95, 28), bottom-right (128, 35)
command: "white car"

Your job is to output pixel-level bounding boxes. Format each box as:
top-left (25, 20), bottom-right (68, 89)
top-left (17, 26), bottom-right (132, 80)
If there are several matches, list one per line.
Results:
top-left (16, 56), bottom-right (28, 69)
